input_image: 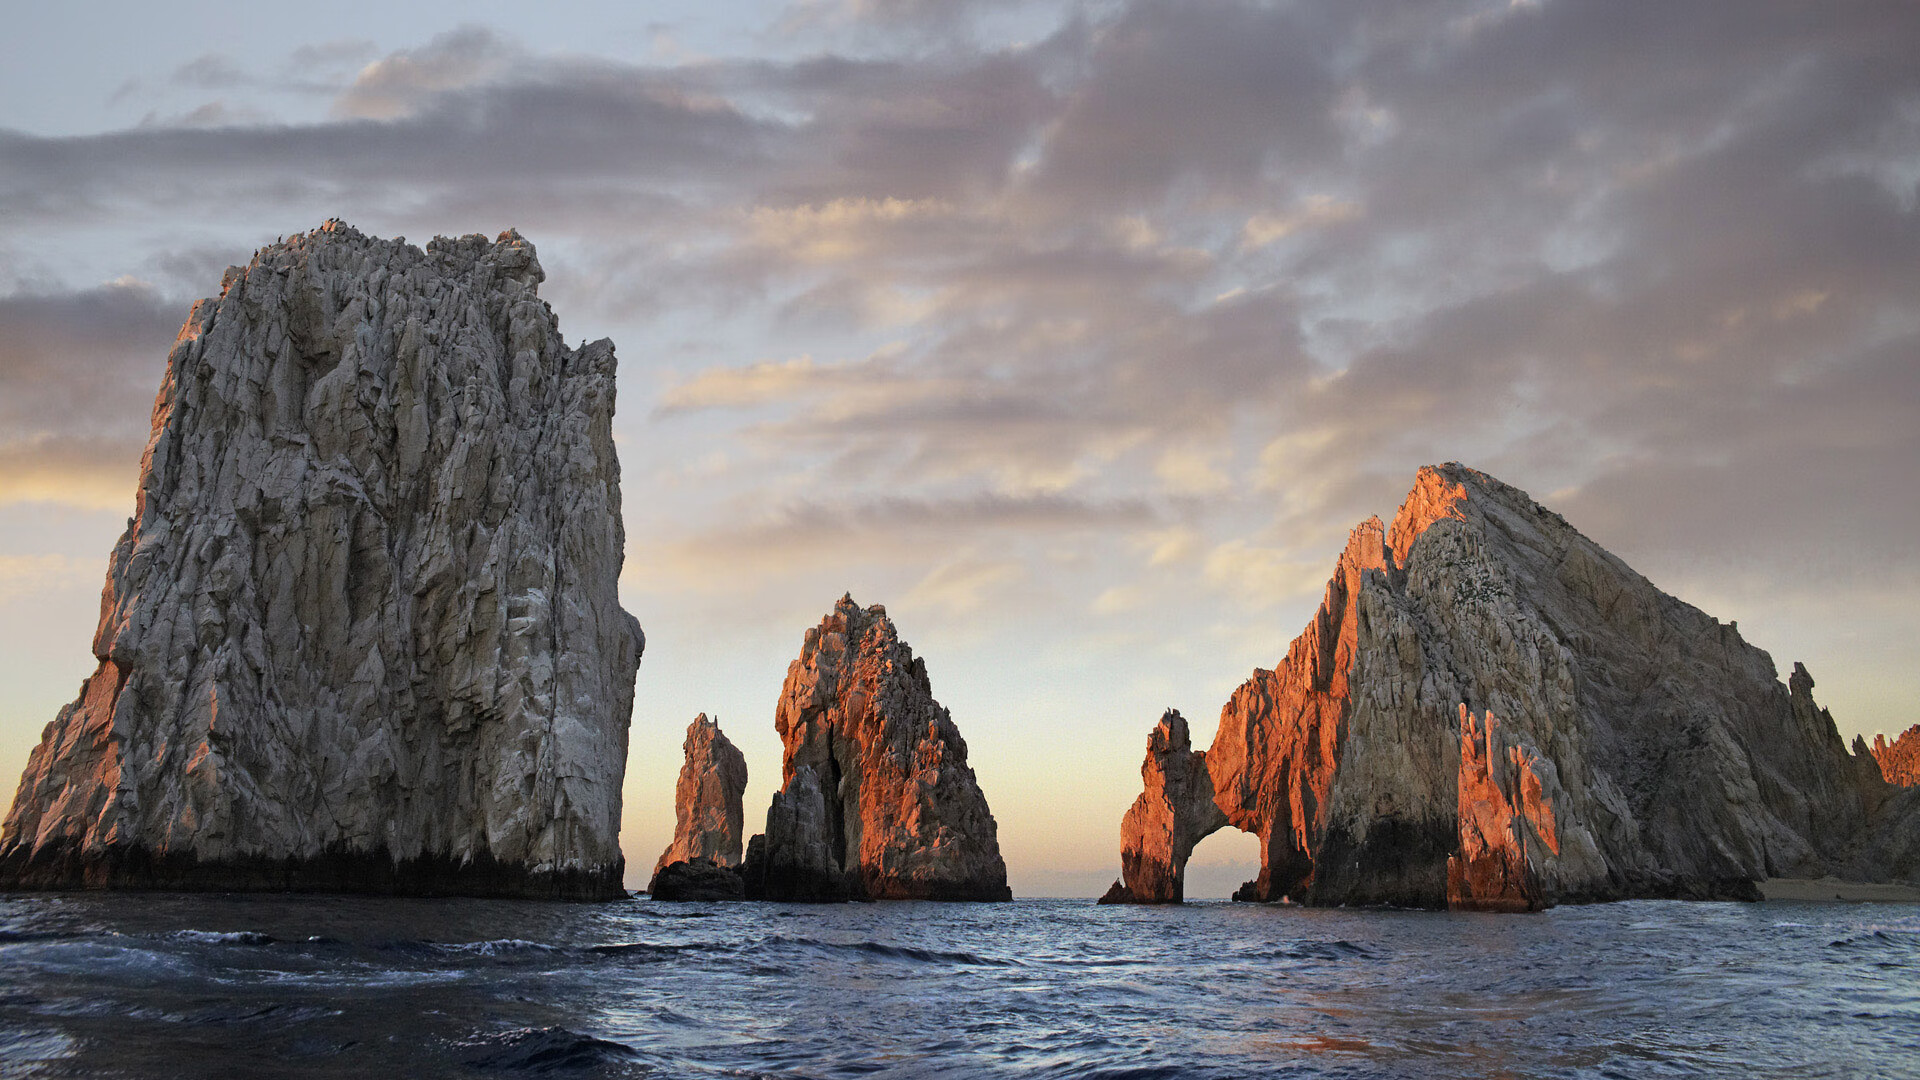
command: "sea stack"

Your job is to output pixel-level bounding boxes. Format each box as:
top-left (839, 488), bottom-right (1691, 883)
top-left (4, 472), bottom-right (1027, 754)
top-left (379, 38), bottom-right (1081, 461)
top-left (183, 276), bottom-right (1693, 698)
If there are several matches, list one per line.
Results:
top-left (741, 595), bottom-right (1011, 901)
top-left (1099, 710), bottom-right (1225, 904)
top-left (0, 222), bottom-right (644, 899)
top-left (1109, 463), bottom-right (1909, 910)
top-left (648, 714), bottom-right (749, 901)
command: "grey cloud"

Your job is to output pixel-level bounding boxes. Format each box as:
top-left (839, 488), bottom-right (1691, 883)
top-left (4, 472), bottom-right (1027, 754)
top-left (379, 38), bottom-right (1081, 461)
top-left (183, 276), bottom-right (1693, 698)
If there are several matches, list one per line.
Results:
top-left (6, 1), bottom-right (1919, 635)
top-left (172, 54), bottom-right (250, 90)
top-left (332, 25), bottom-right (522, 120)
top-left (0, 282), bottom-right (183, 500)
top-left (1026, 1), bottom-right (1344, 211)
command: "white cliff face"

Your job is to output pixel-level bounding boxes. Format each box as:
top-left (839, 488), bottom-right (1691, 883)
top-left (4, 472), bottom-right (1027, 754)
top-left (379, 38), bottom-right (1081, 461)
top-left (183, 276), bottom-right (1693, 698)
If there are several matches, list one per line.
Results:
top-left (0, 221), bottom-right (643, 899)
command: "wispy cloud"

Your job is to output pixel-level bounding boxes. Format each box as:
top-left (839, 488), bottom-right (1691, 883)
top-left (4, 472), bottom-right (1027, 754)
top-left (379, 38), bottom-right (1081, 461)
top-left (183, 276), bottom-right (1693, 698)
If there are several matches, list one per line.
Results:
top-left (2, 0), bottom-right (1916, 715)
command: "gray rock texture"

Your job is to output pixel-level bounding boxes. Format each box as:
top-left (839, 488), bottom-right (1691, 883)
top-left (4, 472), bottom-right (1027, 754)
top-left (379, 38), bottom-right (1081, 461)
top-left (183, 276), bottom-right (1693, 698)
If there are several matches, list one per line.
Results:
top-left (648, 714), bottom-right (748, 893)
top-left (742, 595), bottom-right (1011, 901)
top-left (1113, 463), bottom-right (1903, 909)
top-left (0, 221), bottom-right (643, 899)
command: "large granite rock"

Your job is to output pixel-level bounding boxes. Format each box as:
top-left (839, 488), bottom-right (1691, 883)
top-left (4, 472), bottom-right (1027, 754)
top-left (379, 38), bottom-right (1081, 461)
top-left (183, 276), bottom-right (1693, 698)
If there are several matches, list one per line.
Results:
top-left (650, 715), bottom-right (748, 878)
top-left (0, 221), bottom-right (643, 899)
top-left (1111, 463), bottom-right (1900, 909)
top-left (741, 596), bottom-right (1011, 901)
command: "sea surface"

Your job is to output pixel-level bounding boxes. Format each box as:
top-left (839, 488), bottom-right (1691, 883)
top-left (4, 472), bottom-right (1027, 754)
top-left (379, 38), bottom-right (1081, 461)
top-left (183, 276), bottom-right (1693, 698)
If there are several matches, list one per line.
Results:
top-left (1, 892), bottom-right (1915, 1079)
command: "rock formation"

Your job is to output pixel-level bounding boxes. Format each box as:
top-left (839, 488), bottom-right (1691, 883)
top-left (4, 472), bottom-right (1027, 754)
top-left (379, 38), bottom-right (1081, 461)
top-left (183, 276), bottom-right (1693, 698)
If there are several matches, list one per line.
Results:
top-left (1100, 710), bottom-right (1225, 904)
top-left (740, 596), bottom-right (1011, 901)
top-left (647, 714), bottom-right (748, 901)
top-left (0, 221), bottom-right (643, 899)
top-left (1870, 726), bottom-right (1920, 787)
top-left (647, 857), bottom-right (746, 902)
top-left (651, 715), bottom-right (748, 873)
top-left (1109, 463), bottom-right (1906, 909)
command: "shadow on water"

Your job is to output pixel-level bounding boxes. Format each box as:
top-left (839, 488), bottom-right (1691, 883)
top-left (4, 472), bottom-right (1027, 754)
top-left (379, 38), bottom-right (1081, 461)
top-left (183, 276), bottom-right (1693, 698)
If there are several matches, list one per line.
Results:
top-left (1, 893), bottom-right (1916, 1078)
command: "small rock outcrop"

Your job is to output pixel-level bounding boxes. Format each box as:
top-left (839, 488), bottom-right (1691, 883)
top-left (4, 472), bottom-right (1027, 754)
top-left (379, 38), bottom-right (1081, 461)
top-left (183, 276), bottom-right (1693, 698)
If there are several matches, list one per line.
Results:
top-left (649, 715), bottom-right (747, 878)
top-left (1107, 710), bottom-right (1225, 904)
top-left (741, 596), bottom-right (1011, 901)
top-left (0, 222), bottom-right (643, 899)
top-left (647, 857), bottom-right (746, 902)
top-left (1870, 726), bottom-right (1920, 787)
top-left (1110, 463), bottom-right (1904, 909)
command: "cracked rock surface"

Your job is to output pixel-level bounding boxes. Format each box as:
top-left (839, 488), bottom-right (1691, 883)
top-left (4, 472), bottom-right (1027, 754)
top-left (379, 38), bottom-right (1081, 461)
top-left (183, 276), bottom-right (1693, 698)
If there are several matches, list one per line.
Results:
top-left (0, 221), bottom-right (643, 899)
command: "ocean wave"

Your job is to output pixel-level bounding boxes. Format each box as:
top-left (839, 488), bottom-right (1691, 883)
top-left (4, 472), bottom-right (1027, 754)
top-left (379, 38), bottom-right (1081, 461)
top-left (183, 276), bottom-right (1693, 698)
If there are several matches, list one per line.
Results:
top-left (1239, 939), bottom-right (1375, 961)
top-left (457, 1026), bottom-right (643, 1074)
top-left (1827, 929), bottom-right (1920, 952)
top-left (438, 938), bottom-right (567, 958)
top-left (169, 930), bottom-right (276, 946)
top-left (754, 934), bottom-right (1009, 966)
top-left (587, 942), bottom-right (687, 962)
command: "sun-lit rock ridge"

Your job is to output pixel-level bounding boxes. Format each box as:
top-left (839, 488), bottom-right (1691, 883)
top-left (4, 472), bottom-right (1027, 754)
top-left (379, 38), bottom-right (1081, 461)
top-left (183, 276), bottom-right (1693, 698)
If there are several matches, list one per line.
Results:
top-left (647, 714), bottom-right (749, 901)
top-left (1870, 726), bottom-right (1920, 787)
top-left (0, 221), bottom-right (644, 899)
top-left (1111, 462), bottom-right (1902, 909)
top-left (740, 595), bottom-right (1011, 901)
top-left (652, 714), bottom-right (748, 875)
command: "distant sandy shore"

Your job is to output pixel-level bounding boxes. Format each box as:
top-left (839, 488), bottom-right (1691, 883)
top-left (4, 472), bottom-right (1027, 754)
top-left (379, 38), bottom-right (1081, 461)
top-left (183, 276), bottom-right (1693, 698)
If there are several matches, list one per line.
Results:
top-left (1761, 877), bottom-right (1920, 903)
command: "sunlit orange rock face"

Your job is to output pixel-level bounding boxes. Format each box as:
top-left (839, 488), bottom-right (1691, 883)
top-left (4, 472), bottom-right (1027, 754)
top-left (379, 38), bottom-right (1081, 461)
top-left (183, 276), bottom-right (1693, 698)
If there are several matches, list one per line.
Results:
top-left (1870, 726), bottom-right (1920, 787)
top-left (1112, 463), bottom-right (1907, 909)
top-left (1208, 516), bottom-right (1388, 902)
top-left (1448, 707), bottom-right (1560, 912)
top-left (1105, 710), bottom-right (1226, 904)
top-left (740, 596), bottom-right (1011, 902)
top-left (650, 714), bottom-right (748, 883)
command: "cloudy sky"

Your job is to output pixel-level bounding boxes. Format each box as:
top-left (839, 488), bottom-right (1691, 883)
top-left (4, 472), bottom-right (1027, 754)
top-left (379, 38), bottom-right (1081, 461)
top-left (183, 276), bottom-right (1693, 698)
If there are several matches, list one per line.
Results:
top-left (3, 0), bottom-right (1916, 896)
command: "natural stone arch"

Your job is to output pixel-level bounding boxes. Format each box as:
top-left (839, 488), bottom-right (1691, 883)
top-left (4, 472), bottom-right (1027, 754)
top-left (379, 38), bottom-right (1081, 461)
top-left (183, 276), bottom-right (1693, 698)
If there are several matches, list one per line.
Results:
top-left (1102, 710), bottom-right (1233, 904)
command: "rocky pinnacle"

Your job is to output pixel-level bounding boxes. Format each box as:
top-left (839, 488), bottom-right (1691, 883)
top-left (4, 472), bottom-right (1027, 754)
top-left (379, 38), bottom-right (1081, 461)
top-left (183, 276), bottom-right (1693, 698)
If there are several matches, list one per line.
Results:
top-left (742, 595), bottom-right (1011, 901)
top-left (647, 714), bottom-right (749, 898)
top-left (0, 222), bottom-right (643, 899)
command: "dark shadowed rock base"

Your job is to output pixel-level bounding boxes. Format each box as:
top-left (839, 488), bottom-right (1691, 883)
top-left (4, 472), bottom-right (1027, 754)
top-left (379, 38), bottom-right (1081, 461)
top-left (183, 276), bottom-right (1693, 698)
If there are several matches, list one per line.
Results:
top-left (648, 858), bottom-right (746, 901)
top-left (0, 839), bottom-right (625, 901)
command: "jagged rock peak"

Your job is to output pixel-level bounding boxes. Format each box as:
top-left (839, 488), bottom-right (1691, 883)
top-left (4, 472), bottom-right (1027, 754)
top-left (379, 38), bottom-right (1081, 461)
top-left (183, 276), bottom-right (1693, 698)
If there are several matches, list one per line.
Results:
top-left (651, 714), bottom-right (749, 878)
top-left (1871, 725), bottom-right (1920, 787)
top-left (0, 222), bottom-right (643, 899)
top-left (1108, 462), bottom-right (1907, 909)
top-left (741, 595), bottom-right (1011, 901)
top-left (1105, 709), bottom-right (1226, 904)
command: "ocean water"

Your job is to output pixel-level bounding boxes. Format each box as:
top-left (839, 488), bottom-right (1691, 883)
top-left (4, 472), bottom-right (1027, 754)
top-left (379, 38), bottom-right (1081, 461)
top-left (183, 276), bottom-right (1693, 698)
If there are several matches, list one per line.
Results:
top-left (1, 893), bottom-right (1915, 1079)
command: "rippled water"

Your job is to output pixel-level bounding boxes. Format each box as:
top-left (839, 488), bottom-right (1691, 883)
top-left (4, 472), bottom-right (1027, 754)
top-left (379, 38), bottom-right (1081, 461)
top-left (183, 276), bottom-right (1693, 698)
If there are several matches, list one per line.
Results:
top-left (2, 892), bottom-right (1916, 1078)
